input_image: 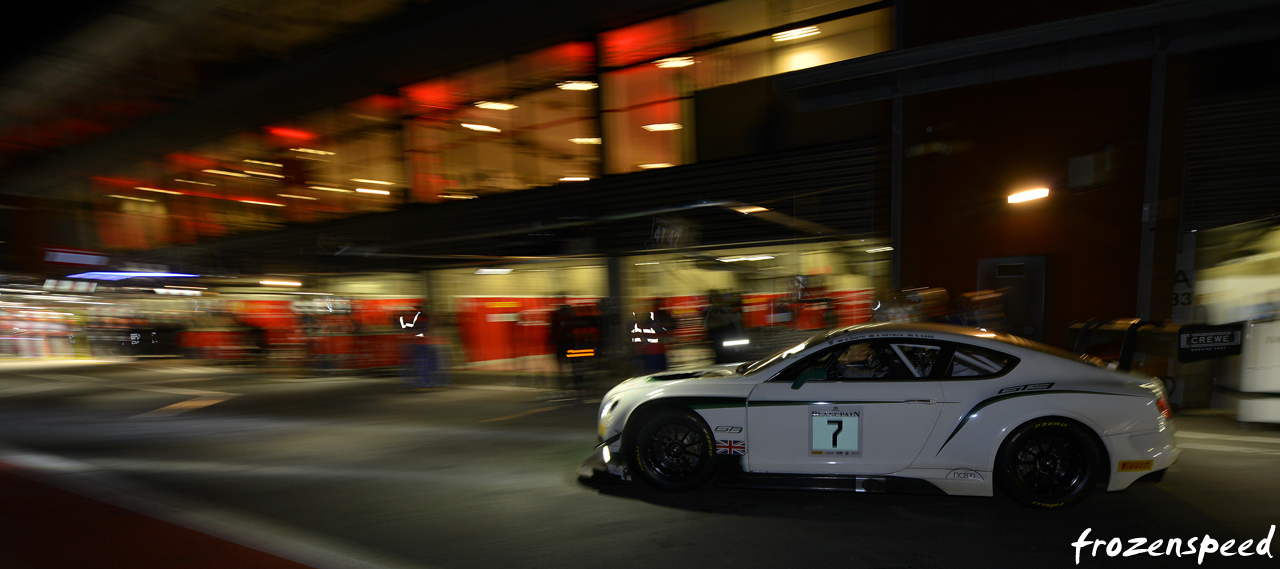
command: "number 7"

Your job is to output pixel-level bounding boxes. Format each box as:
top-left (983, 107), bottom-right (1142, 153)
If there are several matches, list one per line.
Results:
top-left (828, 419), bottom-right (843, 447)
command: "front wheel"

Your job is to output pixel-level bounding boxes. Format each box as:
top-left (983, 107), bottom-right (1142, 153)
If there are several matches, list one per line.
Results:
top-left (995, 418), bottom-right (1101, 509)
top-left (627, 407), bottom-right (716, 492)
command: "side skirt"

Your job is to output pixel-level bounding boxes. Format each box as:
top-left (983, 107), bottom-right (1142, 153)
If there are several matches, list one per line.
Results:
top-left (714, 464), bottom-right (946, 495)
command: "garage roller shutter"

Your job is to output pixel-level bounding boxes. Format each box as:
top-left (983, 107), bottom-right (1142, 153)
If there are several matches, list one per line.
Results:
top-left (1184, 90), bottom-right (1280, 231)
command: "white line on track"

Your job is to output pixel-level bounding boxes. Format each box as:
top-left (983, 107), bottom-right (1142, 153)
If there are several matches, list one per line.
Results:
top-left (1175, 442), bottom-right (1280, 456)
top-left (1175, 430), bottom-right (1280, 445)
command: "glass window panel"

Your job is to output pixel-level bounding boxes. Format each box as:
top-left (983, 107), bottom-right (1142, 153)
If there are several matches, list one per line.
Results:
top-left (602, 65), bottom-right (688, 174)
top-left (403, 42), bottom-right (600, 198)
top-left (690, 8), bottom-right (891, 90)
top-left (947, 345), bottom-right (1013, 378)
top-left (601, 17), bottom-right (688, 68)
top-left (687, 0), bottom-right (770, 44)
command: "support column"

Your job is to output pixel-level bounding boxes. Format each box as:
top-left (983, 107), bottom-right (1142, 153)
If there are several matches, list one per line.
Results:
top-left (1137, 50), bottom-right (1167, 318)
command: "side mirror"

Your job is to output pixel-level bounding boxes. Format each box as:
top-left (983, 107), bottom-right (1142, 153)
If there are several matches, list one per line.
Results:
top-left (792, 368), bottom-right (827, 390)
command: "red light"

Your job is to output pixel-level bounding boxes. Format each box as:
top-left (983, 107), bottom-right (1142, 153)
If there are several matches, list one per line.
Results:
top-left (266, 127), bottom-right (317, 141)
top-left (1156, 396), bottom-right (1172, 419)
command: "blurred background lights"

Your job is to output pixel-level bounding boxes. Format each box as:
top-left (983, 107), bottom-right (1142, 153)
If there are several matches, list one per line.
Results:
top-left (773, 26), bottom-right (820, 41)
top-left (655, 57), bottom-right (695, 68)
top-left (642, 123), bottom-right (682, 131)
top-left (556, 81), bottom-right (598, 90)
top-left (474, 101), bottom-right (518, 110)
top-left (1008, 188), bottom-right (1051, 203)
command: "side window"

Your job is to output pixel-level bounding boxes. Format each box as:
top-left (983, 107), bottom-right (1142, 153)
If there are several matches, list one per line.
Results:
top-left (775, 340), bottom-right (950, 383)
top-left (946, 345), bottom-right (1014, 378)
top-left (892, 344), bottom-right (943, 378)
top-left (832, 341), bottom-right (937, 380)
top-left (772, 345), bottom-right (844, 383)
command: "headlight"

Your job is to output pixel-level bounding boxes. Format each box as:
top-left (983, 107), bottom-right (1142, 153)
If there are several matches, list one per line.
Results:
top-left (600, 398), bottom-right (618, 421)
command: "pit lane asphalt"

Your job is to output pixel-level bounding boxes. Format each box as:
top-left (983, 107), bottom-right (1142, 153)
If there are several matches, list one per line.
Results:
top-left (0, 359), bottom-right (1277, 569)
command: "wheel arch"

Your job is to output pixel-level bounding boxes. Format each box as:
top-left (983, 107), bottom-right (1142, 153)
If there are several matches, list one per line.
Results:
top-left (993, 414), bottom-right (1112, 492)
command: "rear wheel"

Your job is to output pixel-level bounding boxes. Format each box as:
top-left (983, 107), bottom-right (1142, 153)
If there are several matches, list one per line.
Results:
top-left (996, 418), bottom-right (1100, 509)
top-left (627, 407), bottom-right (716, 492)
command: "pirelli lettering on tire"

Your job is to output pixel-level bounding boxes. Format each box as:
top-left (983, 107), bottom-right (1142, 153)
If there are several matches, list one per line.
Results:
top-left (1035, 422), bottom-right (1069, 428)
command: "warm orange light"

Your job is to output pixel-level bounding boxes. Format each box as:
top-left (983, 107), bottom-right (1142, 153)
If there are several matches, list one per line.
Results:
top-left (267, 127), bottom-right (316, 140)
top-left (773, 27), bottom-right (820, 42)
top-left (1008, 188), bottom-right (1050, 203)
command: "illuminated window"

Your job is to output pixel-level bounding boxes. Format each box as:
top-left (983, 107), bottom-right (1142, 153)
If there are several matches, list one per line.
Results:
top-left (602, 65), bottom-right (689, 174)
top-left (599, 0), bottom-right (892, 173)
top-left (404, 42), bottom-right (600, 200)
top-left (688, 6), bottom-right (893, 91)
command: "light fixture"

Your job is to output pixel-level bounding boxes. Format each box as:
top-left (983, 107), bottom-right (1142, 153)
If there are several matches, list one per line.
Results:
top-left (474, 268), bottom-right (513, 275)
top-left (570, 138), bottom-right (602, 145)
top-left (635, 262), bottom-right (660, 266)
top-left (865, 246), bottom-right (894, 253)
top-left (475, 101), bottom-right (518, 110)
top-left (134, 186), bottom-right (183, 195)
top-left (175, 179), bottom-right (216, 186)
top-left (203, 169), bottom-right (251, 178)
top-left (350, 178), bottom-right (395, 185)
top-left (278, 194), bottom-right (318, 200)
top-left (244, 170), bottom-right (284, 178)
top-left (638, 163), bottom-right (675, 169)
top-left (244, 159), bottom-right (283, 167)
top-left (560, 176), bottom-right (590, 182)
top-left (155, 288), bottom-right (201, 296)
top-left (773, 26), bottom-right (820, 42)
top-left (717, 255), bottom-right (775, 262)
top-left (1008, 188), bottom-right (1051, 203)
top-left (238, 199), bottom-right (285, 207)
top-left (461, 123), bottom-right (501, 133)
top-left (356, 188), bottom-right (391, 195)
top-left (733, 205), bottom-right (769, 214)
top-left (290, 148), bottom-right (335, 155)
top-left (108, 195), bottom-right (156, 203)
top-left (66, 272), bottom-right (199, 281)
top-left (655, 57), bottom-right (695, 68)
top-left (440, 194), bottom-right (478, 199)
top-left (642, 123), bottom-right (682, 131)
top-left (557, 81), bottom-right (598, 91)
top-left (310, 186), bottom-right (352, 193)
top-left (260, 280), bottom-right (302, 287)
top-left (722, 339), bottom-right (750, 347)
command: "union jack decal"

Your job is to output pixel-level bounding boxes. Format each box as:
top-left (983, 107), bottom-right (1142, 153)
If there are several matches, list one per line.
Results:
top-left (715, 439), bottom-right (746, 455)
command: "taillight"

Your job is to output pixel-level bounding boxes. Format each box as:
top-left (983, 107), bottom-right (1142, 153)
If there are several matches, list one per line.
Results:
top-left (1156, 396), bottom-right (1172, 419)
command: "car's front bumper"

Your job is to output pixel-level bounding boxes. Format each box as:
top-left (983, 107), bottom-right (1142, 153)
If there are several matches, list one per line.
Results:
top-left (577, 435), bottom-right (632, 485)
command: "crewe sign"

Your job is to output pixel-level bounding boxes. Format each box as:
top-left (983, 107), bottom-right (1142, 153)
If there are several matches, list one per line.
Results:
top-left (1177, 324), bottom-right (1243, 362)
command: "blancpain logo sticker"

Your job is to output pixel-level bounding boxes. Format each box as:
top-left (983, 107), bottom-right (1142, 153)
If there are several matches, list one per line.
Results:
top-left (1071, 526), bottom-right (1274, 565)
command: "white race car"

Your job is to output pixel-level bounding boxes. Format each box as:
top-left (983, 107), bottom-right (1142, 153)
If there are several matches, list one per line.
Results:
top-left (581, 322), bottom-right (1178, 508)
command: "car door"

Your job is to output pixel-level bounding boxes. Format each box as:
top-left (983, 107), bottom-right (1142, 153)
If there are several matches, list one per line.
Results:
top-left (745, 338), bottom-right (945, 475)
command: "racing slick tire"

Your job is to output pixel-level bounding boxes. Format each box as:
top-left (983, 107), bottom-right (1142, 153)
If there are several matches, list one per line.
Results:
top-left (995, 417), bottom-right (1101, 509)
top-left (626, 407), bottom-right (716, 492)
